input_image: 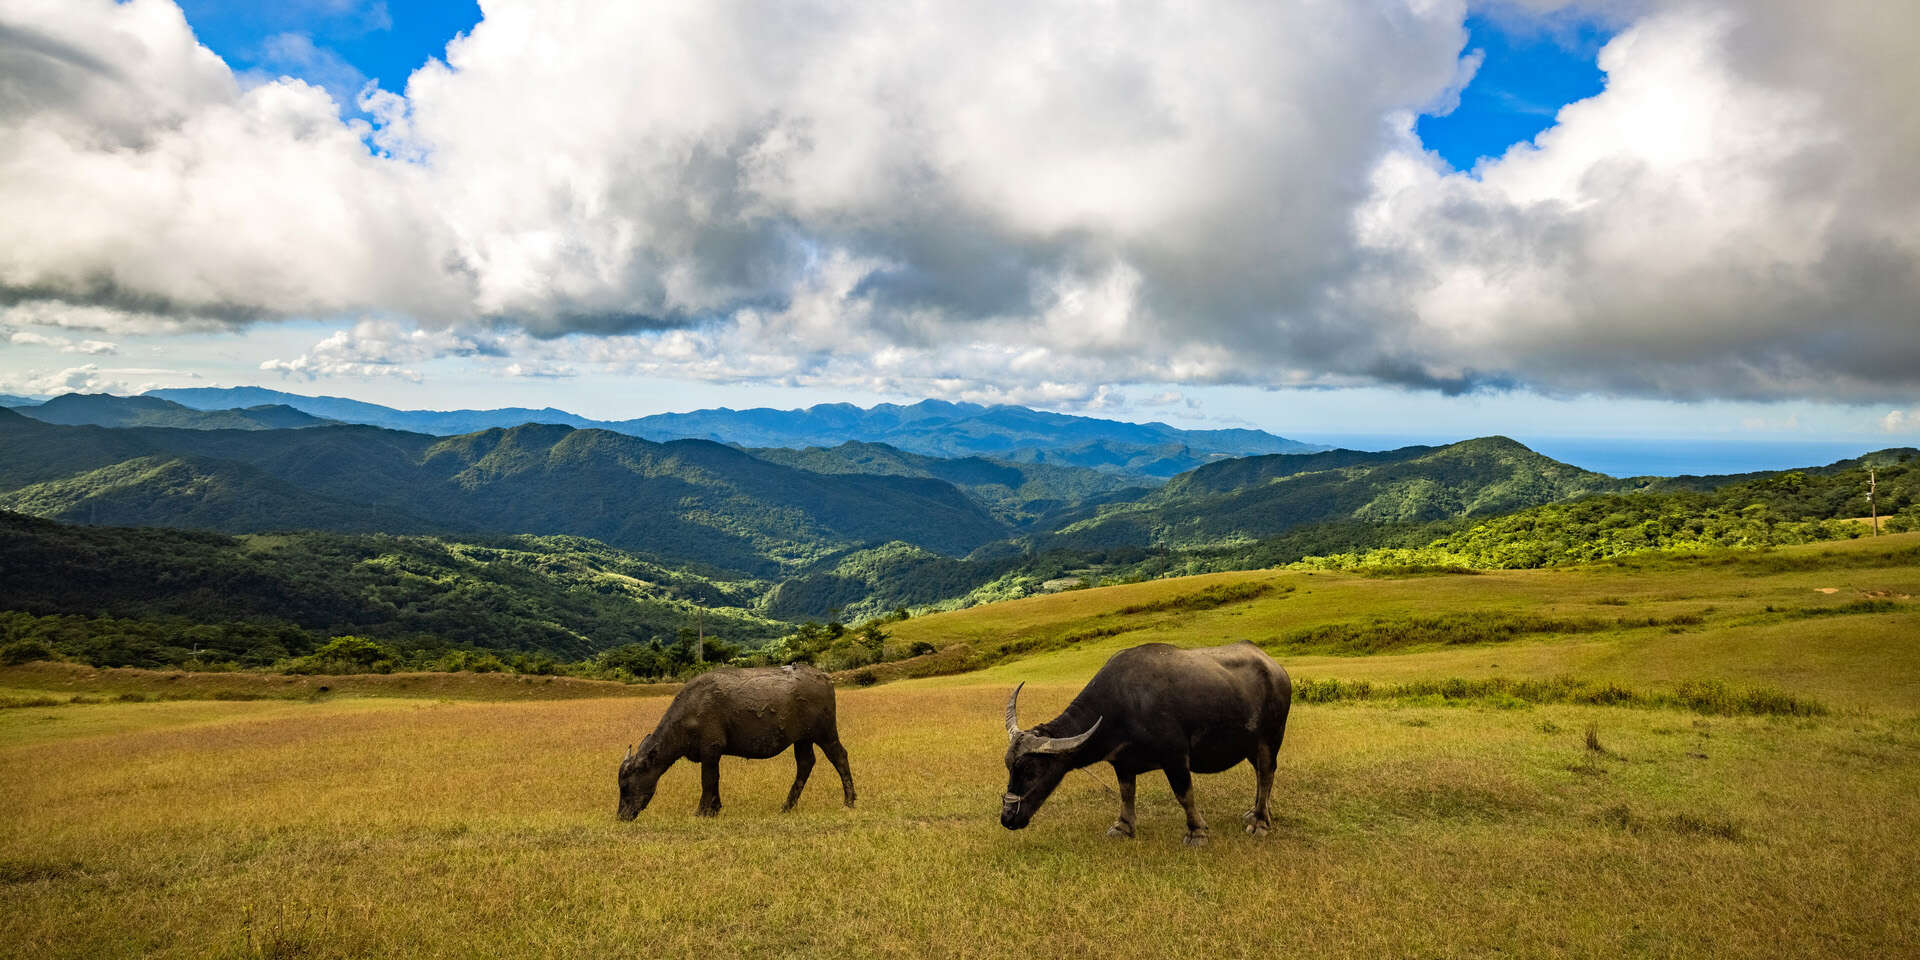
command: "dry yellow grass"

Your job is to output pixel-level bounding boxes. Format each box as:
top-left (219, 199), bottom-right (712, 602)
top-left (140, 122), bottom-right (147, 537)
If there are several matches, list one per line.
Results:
top-left (0, 661), bottom-right (677, 703)
top-left (3, 535), bottom-right (1918, 957)
top-left (3, 684), bottom-right (1917, 957)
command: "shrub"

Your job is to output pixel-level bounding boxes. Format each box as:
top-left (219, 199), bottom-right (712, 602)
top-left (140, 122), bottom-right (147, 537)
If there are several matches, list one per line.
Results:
top-left (283, 635), bottom-right (397, 675)
top-left (0, 638), bottom-right (58, 666)
top-left (1118, 582), bottom-right (1276, 616)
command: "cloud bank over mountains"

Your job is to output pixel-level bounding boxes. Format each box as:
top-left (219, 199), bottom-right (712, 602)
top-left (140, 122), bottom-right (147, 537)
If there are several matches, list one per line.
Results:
top-left (1, 0), bottom-right (1915, 405)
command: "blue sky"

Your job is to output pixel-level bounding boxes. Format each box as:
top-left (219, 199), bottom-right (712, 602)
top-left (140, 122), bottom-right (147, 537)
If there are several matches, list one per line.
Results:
top-left (3, 1), bottom-right (1916, 453)
top-left (176, 1), bottom-right (479, 106)
top-left (1416, 12), bottom-right (1611, 172)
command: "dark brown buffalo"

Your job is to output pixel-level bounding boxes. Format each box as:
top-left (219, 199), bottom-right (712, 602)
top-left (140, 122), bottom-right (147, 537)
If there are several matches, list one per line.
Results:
top-left (618, 664), bottom-right (855, 819)
top-left (1000, 641), bottom-right (1292, 845)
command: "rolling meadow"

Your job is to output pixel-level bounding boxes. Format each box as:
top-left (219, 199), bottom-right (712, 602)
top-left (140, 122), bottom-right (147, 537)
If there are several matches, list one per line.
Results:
top-left (3, 534), bottom-right (1918, 958)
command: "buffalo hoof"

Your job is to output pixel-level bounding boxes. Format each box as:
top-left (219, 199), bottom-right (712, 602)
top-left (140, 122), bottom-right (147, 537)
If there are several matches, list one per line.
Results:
top-left (1106, 821), bottom-right (1135, 839)
top-left (1242, 810), bottom-right (1271, 837)
top-left (696, 806), bottom-right (721, 818)
top-left (1183, 830), bottom-right (1210, 848)
top-left (1245, 821), bottom-right (1270, 837)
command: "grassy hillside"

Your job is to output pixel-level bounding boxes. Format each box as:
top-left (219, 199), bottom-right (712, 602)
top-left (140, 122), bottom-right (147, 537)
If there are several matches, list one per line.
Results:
top-left (1, 535), bottom-right (1915, 957)
top-left (885, 533), bottom-right (1920, 710)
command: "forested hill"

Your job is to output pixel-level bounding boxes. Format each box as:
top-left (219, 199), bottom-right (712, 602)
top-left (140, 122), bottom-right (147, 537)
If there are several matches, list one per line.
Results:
top-left (745, 441), bottom-right (1151, 527)
top-left (0, 410), bottom-right (1009, 576)
top-left (0, 511), bottom-right (783, 667)
top-left (1034, 436), bottom-right (1621, 551)
top-left (1297, 447), bottom-right (1920, 570)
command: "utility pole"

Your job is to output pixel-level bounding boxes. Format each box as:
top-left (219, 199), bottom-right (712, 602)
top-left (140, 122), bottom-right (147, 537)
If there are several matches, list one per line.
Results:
top-left (695, 607), bottom-right (705, 664)
top-left (1867, 467), bottom-right (1879, 536)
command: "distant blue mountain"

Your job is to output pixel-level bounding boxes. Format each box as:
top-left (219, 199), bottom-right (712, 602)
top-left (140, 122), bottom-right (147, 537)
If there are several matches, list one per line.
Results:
top-left (18, 394), bottom-right (332, 430)
top-left (145, 386), bottom-right (599, 435)
top-left (145, 386), bottom-right (1323, 478)
top-left (0, 394), bottom-right (45, 408)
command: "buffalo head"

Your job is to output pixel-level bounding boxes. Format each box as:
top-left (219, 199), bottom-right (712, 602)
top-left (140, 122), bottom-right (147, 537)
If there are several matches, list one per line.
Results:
top-left (1000, 682), bottom-right (1102, 830)
top-left (616, 741), bottom-right (663, 821)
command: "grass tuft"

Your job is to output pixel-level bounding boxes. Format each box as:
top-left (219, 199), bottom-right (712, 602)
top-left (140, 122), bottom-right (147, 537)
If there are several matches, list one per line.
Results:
top-left (1584, 723), bottom-right (1607, 755)
top-left (1784, 600), bottom-right (1901, 620)
top-left (1594, 804), bottom-right (1745, 842)
top-left (0, 858), bottom-right (80, 884)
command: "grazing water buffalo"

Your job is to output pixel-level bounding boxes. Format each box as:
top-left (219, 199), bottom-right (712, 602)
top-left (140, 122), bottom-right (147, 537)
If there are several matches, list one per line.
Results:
top-left (1001, 641), bottom-right (1291, 846)
top-left (618, 664), bottom-right (855, 819)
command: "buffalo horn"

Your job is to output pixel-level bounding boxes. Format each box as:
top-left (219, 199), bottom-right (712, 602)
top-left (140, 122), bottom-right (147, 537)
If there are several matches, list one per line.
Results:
top-left (1031, 717), bottom-right (1103, 755)
top-left (1004, 682), bottom-right (1026, 739)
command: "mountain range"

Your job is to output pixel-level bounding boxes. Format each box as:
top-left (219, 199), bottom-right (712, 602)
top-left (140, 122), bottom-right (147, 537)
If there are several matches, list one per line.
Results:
top-left (0, 398), bottom-right (1608, 601)
top-left (140, 386), bottom-right (1322, 477)
top-left (0, 408), bottom-right (1010, 577)
top-left (17, 393), bottom-right (334, 430)
top-left (3, 391), bottom-right (1912, 639)
top-left (3, 389), bottom-right (1904, 668)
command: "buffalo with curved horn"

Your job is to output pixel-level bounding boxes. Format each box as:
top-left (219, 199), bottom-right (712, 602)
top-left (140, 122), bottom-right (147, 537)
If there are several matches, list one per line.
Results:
top-left (1000, 641), bottom-right (1292, 845)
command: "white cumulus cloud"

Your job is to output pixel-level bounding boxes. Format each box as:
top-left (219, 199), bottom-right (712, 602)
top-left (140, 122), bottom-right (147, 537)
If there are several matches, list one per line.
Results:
top-left (0, 0), bottom-right (1915, 405)
top-left (7, 329), bottom-right (116, 354)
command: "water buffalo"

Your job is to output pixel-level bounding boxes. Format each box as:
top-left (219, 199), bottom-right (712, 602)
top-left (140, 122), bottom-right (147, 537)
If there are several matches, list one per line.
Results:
top-left (1000, 641), bottom-right (1291, 845)
top-left (618, 663), bottom-right (855, 819)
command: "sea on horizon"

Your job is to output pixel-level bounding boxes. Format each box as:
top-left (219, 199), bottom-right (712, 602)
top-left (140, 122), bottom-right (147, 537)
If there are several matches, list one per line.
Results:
top-left (1289, 434), bottom-right (1899, 479)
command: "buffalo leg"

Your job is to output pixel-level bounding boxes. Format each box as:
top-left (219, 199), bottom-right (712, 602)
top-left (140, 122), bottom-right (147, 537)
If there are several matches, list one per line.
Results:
top-left (697, 757), bottom-right (722, 817)
top-left (1243, 742), bottom-right (1276, 837)
top-left (784, 742), bottom-right (817, 812)
top-left (1106, 771), bottom-right (1137, 839)
top-left (820, 740), bottom-right (857, 808)
top-left (1166, 764), bottom-right (1209, 846)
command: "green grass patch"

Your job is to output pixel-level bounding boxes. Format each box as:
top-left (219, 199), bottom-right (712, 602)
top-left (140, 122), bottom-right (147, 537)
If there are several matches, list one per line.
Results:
top-left (0, 689), bottom-right (295, 709)
top-left (1294, 675), bottom-right (1828, 717)
top-left (1116, 581), bottom-right (1280, 615)
top-left (1783, 600), bottom-right (1902, 619)
top-left (1272, 611), bottom-right (1705, 655)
